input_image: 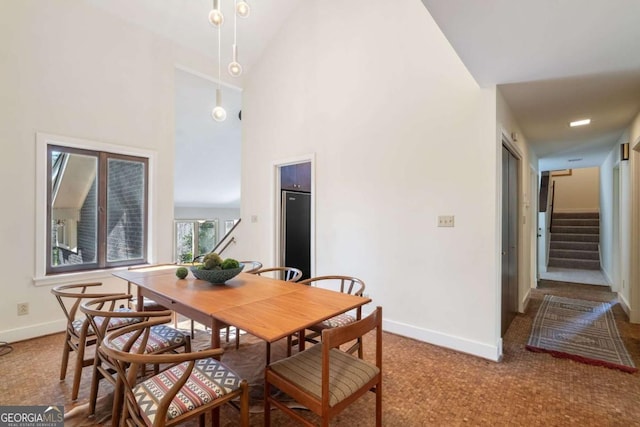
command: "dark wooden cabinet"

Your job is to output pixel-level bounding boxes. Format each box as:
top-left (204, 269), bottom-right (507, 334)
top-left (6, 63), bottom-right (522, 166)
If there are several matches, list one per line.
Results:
top-left (281, 162), bottom-right (311, 192)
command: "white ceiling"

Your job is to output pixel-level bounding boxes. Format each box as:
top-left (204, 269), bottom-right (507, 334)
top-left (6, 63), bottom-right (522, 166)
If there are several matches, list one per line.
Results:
top-left (421, 0), bottom-right (640, 170)
top-left (89, 0), bottom-right (640, 192)
top-left (87, 0), bottom-right (300, 209)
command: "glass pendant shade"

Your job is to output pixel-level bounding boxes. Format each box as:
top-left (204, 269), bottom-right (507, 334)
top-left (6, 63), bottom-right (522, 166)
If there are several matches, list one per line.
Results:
top-left (208, 9), bottom-right (224, 26)
top-left (236, 1), bottom-right (250, 18)
top-left (212, 88), bottom-right (227, 122)
top-left (228, 44), bottom-right (243, 76)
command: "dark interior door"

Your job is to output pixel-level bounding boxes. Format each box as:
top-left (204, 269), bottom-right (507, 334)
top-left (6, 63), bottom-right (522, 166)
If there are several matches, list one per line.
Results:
top-left (281, 191), bottom-right (311, 279)
top-left (501, 145), bottom-right (519, 336)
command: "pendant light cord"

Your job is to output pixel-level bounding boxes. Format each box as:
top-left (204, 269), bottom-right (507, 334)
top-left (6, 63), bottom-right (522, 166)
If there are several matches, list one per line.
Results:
top-left (233, 0), bottom-right (238, 46)
top-left (218, 18), bottom-right (222, 90)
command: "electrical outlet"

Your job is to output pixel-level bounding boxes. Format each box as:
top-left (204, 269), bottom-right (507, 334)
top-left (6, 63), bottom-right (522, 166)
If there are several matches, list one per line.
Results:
top-left (17, 302), bottom-right (29, 316)
top-left (438, 215), bottom-right (455, 227)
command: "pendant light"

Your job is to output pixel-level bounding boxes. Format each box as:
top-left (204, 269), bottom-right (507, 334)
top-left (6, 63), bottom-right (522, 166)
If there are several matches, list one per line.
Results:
top-left (228, 0), bottom-right (243, 77)
top-left (236, 0), bottom-right (250, 18)
top-left (211, 16), bottom-right (226, 122)
top-left (208, 0), bottom-right (224, 27)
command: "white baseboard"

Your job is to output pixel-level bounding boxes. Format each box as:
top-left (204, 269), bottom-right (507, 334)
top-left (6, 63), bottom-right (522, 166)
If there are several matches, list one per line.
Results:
top-left (0, 319), bottom-right (65, 344)
top-left (382, 318), bottom-right (501, 362)
top-left (520, 288), bottom-right (531, 313)
top-left (618, 293), bottom-right (631, 318)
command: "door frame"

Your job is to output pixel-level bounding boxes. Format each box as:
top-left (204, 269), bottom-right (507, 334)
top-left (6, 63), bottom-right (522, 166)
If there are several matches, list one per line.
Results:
top-left (272, 154), bottom-right (316, 276)
top-left (500, 130), bottom-right (524, 337)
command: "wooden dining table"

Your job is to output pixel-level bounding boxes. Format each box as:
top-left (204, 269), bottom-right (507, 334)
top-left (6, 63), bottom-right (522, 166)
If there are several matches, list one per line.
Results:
top-left (113, 267), bottom-right (371, 358)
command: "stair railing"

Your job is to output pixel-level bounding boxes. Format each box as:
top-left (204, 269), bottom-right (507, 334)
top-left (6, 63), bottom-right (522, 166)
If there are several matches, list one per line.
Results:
top-left (192, 218), bottom-right (241, 262)
top-left (549, 181), bottom-right (556, 230)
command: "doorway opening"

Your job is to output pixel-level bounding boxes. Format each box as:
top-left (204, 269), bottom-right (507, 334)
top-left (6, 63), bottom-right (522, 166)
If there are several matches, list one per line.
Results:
top-left (274, 157), bottom-right (315, 280)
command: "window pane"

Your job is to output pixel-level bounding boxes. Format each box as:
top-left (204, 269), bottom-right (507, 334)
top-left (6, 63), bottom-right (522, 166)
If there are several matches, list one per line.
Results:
top-left (175, 222), bottom-right (194, 263)
top-left (50, 150), bottom-right (98, 268)
top-left (106, 158), bottom-right (146, 262)
top-left (198, 220), bottom-right (217, 254)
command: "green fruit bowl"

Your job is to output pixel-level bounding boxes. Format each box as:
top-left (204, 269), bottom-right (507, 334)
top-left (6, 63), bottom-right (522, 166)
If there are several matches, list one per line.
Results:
top-left (190, 263), bottom-right (244, 284)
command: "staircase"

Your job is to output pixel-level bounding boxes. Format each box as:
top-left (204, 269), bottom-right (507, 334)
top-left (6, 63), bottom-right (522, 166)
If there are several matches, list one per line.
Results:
top-left (548, 212), bottom-right (600, 270)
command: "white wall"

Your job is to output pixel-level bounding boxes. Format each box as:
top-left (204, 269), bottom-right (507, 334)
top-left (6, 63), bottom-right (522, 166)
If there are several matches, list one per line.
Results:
top-left (599, 145), bottom-right (615, 287)
top-left (0, 1), bottom-right (215, 342)
top-left (551, 167), bottom-right (600, 212)
top-left (234, 0), bottom-right (501, 360)
top-left (627, 111), bottom-right (640, 322)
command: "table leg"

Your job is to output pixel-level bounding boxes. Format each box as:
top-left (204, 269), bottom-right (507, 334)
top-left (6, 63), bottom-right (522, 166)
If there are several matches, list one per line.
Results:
top-left (298, 329), bottom-right (306, 352)
top-left (137, 294), bottom-right (143, 312)
top-left (266, 342), bottom-right (271, 366)
top-left (211, 318), bottom-right (221, 349)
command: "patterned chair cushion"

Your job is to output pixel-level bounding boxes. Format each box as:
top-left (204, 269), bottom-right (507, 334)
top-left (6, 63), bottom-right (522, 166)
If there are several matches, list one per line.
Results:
top-left (312, 313), bottom-right (356, 330)
top-left (133, 358), bottom-right (242, 425)
top-left (112, 325), bottom-right (188, 353)
top-left (269, 343), bottom-right (379, 407)
top-left (72, 307), bottom-right (142, 336)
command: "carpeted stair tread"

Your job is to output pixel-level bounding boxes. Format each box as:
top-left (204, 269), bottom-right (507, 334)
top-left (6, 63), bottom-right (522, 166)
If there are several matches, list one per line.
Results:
top-left (552, 218), bottom-right (599, 227)
top-left (552, 212), bottom-right (599, 219)
top-left (550, 241), bottom-right (598, 251)
top-left (548, 257), bottom-right (600, 270)
top-left (550, 233), bottom-right (599, 243)
top-left (549, 248), bottom-right (599, 260)
top-left (551, 226), bottom-right (599, 234)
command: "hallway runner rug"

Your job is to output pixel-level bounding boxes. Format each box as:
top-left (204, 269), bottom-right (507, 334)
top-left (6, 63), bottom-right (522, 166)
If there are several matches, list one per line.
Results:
top-left (526, 295), bottom-right (637, 373)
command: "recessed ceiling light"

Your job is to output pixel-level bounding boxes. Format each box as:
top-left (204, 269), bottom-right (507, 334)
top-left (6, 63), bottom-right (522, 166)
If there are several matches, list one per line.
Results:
top-left (569, 119), bottom-right (591, 127)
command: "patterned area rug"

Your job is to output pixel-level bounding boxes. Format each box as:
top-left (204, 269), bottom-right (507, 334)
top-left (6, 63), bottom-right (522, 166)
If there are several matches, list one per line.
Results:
top-left (526, 295), bottom-right (637, 373)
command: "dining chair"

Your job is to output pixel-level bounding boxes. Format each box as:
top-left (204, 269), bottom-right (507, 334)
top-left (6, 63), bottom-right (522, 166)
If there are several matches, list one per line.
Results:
top-left (126, 264), bottom-right (204, 338)
top-left (80, 294), bottom-right (191, 421)
top-left (265, 306), bottom-right (382, 427)
top-left (254, 266), bottom-right (303, 282)
top-left (239, 260), bottom-right (263, 274)
top-left (100, 318), bottom-right (249, 427)
top-left (51, 282), bottom-right (136, 401)
top-left (295, 275), bottom-right (366, 357)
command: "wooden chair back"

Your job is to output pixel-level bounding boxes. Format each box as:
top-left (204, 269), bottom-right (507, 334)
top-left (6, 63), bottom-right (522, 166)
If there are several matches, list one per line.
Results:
top-left (80, 294), bottom-right (183, 420)
top-left (100, 318), bottom-right (249, 427)
top-left (265, 306), bottom-right (383, 426)
top-left (255, 266), bottom-right (303, 282)
top-left (239, 260), bottom-right (263, 274)
top-left (299, 275), bottom-right (365, 296)
top-left (50, 282), bottom-right (124, 400)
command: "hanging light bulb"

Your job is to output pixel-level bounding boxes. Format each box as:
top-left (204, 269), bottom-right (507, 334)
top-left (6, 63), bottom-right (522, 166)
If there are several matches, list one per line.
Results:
top-left (236, 0), bottom-right (250, 18)
top-left (212, 13), bottom-right (226, 122)
top-left (228, 44), bottom-right (243, 76)
top-left (208, 0), bottom-right (224, 27)
top-left (212, 88), bottom-right (227, 122)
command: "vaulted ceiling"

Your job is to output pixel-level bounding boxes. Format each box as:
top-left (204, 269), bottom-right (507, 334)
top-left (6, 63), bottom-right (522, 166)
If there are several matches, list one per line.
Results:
top-left (88, 1), bottom-right (640, 207)
top-left (421, 0), bottom-right (640, 170)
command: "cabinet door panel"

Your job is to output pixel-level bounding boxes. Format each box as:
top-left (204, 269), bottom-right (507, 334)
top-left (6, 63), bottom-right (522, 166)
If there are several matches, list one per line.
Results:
top-left (280, 164), bottom-right (297, 191)
top-left (296, 162), bottom-right (311, 192)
